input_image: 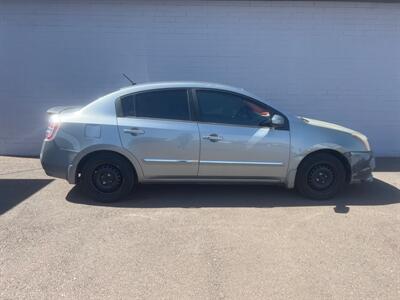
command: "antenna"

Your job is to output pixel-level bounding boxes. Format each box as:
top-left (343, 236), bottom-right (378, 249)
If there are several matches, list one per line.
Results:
top-left (122, 73), bottom-right (136, 85)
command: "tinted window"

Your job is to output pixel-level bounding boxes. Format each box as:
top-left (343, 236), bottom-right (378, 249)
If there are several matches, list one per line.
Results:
top-left (121, 89), bottom-right (190, 121)
top-left (120, 95), bottom-right (135, 117)
top-left (196, 90), bottom-right (270, 126)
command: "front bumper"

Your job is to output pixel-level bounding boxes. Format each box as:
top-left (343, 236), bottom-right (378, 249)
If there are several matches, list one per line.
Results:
top-left (345, 151), bottom-right (375, 183)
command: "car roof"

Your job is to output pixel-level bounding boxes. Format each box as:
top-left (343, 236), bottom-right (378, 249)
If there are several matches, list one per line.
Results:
top-left (80, 81), bottom-right (289, 119)
top-left (116, 81), bottom-right (257, 99)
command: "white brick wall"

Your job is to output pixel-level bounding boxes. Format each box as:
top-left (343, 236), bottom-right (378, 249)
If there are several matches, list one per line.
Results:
top-left (0, 0), bottom-right (399, 156)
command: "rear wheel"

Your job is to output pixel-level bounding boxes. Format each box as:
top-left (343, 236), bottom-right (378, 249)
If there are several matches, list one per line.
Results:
top-left (78, 153), bottom-right (135, 202)
top-left (295, 153), bottom-right (346, 200)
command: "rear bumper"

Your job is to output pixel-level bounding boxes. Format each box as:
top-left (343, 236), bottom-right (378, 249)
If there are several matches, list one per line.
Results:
top-left (40, 140), bottom-right (76, 182)
top-left (345, 151), bottom-right (375, 183)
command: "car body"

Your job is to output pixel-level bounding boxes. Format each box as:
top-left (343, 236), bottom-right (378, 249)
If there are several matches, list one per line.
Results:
top-left (40, 81), bottom-right (374, 201)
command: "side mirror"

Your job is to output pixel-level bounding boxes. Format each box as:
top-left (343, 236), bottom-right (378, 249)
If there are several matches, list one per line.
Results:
top-left (271, 114), bottom-right (285, 127)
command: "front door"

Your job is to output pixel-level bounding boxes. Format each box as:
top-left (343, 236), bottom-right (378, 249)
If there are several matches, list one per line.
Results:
top-left (195, 89), bottom-right (290, 180)
top-left (117, 89), bottom-right (199, 179)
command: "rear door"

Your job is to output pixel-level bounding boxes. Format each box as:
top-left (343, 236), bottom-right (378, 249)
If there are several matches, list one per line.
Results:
top-left (117, 89), bottom-right (200, 179)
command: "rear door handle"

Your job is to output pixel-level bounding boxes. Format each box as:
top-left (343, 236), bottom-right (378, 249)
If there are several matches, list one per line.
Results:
top-left (203, 133), bottom-right (223, 142)
top-left (124, 128), bottom-right (145, 136)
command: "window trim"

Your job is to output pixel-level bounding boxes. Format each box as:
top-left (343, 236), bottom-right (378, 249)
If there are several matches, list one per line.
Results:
top-left (116, 88), bottom-right (194, 122)
top-left (191, 88), bottom-right (289, 130)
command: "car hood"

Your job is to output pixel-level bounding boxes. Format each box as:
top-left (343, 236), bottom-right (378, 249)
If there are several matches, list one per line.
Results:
top-left (300, 117), bottom-right (370, 150)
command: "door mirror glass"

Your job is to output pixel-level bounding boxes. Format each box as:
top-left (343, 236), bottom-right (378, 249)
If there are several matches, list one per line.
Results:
top-left (271, 114), bottom-right (285, 127)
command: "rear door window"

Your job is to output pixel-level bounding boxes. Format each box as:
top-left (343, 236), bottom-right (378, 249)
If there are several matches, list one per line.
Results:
top-left (120, 89), bottom-right (190, 121)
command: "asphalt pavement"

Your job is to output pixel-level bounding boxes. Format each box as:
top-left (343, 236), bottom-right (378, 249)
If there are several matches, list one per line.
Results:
top-left (1, 156), bottom-right (399, 299)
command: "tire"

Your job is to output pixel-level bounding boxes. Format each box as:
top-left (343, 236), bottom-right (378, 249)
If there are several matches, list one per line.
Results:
top-left (78, 153), bottom-right (135, 202)
top-left (295, 153), bottom-right (346, 200)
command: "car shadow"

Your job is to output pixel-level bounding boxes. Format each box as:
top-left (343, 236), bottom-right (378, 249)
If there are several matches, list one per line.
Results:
top-left (0, 179), bottom-right (54, 215)
top-left (66, 178), bottom-right (400, 214)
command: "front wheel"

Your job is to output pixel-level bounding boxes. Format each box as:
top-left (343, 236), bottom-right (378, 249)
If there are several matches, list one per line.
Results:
top-left (295, 153), bottom-right (346, 200)
top-left (78, 153), bottom-right (135, 202)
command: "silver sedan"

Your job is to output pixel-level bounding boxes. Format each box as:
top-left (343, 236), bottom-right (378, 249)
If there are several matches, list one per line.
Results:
top-left (40, 81), bottom-right (374, 202)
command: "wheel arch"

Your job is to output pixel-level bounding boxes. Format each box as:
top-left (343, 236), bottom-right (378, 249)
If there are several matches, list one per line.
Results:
top-left (297, 149), bottom-right (351, 183)
top-left (286, 148), bottom-right (351, 188)
top-left (67, 145), bottom-right (144, 184)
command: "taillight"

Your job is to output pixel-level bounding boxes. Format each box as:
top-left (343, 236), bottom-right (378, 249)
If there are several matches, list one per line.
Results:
top-left (45, 116), bottom-right (60, 141)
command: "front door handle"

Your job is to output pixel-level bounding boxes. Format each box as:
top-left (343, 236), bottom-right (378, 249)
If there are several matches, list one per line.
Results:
top-left (124, 128), bottom-right (145, 136)
top-left (203, 133), bottom-right (223, 142)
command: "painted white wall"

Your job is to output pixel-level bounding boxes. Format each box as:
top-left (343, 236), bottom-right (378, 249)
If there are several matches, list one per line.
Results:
top-left (0, 0), bottom-right (399, 156)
